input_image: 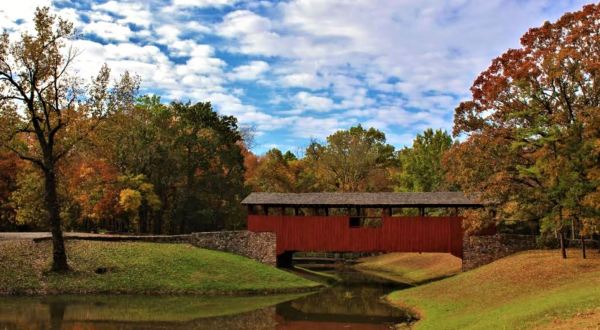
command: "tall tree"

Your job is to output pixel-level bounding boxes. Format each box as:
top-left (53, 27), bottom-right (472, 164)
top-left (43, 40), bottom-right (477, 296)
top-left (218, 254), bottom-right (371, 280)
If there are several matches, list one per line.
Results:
top-left (171, 101), bottom-right (247, 232)
top-left (248, 148), bottom-right (319, 193)
top-left (307, 125), bottom-right (396, 192)
top-left (395, 129), bottom-right (454, 192)
top-left (96, 95), bottom-right (177, 233)
top-left (449, 4), bottom-right (600, 256)
top-left (0, 7), bottom-right (138, 270)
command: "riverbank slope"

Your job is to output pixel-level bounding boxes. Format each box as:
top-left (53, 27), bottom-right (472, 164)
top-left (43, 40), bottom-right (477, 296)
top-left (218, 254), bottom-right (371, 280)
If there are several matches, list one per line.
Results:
top-left (0, 240), bottom-right (320, 295)
top-left (387, 249), bottom-right (600, 329)
top-left (354, 252), bottom-right (461, 285)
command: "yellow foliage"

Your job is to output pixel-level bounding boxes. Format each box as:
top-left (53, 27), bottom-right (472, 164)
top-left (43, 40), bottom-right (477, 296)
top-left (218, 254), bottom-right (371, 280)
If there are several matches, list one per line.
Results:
top-left (119, 189), bottom-right (142, 213)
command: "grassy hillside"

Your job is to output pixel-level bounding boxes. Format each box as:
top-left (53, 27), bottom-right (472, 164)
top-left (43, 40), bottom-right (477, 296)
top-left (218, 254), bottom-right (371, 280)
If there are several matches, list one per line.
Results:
top-left (0, 240), bottom-right (320, 295)
top-left (387, 249), bottom-right (600, 329)
top-left (354, 252), bottom-right (461, 285)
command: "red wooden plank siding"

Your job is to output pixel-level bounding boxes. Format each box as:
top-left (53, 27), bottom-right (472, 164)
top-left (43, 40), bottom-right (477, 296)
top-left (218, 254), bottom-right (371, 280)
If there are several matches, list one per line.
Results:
top-left (247, 215), bottom-right (464, 258)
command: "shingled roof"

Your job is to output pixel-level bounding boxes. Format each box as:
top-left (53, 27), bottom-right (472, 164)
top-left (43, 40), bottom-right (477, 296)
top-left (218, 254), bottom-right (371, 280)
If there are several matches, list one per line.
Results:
top-left (241, 192), bottom-right (482, 207)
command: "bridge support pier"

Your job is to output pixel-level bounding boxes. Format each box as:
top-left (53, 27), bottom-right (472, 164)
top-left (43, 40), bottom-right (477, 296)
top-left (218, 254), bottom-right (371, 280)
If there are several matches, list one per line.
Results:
top-left (276, 251), bottom-right (294, 268)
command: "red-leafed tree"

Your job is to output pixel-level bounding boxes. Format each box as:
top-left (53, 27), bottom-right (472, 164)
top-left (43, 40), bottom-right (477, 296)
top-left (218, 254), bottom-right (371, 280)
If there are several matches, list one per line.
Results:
top-left (448, 4), bottom-right (600, 258)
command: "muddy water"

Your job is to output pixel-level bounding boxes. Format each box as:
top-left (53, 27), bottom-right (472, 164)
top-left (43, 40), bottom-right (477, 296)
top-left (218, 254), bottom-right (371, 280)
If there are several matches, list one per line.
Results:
top-left (0, 268), bottom-right (413, 329)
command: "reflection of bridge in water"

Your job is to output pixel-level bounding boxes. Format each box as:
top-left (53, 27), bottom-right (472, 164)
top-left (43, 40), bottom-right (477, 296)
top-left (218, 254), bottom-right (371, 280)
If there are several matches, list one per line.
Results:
top-left (274, 271), bottom-right (411, 330)
top-left (242, 192), bottom-right (483, 267)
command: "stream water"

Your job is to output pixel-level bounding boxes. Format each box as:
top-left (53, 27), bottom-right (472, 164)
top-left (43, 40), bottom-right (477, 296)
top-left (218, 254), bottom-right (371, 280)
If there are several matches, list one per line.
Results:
top-left (0, 267), bottom-right (413, 329)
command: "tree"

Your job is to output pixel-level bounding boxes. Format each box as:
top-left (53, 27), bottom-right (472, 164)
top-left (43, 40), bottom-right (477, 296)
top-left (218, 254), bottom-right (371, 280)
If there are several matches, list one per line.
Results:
top-left (395, 129), bottom-right (454, 192)
top-left (63, 158), bottom-right (121, 232)
top-left (248, 148), bottom-right (319, 193)
top-left (117, 174), bottom-right (161, 233)
top-left (96, 95), bottom-right (177, 234)
top-left (307, 125), bottom-right (396, 192)
top-left (0, 7), bottom-right (138, 271)
top-left (0, 151), bottom-right (21, 229)
top-left (450, 4), bottom-right (600, 257)
top-left (95, 99), bottom-right (247, 233)
top-left (9, 165), bottom-right (47, 230)
top-left (171, 101), bottom-right (247, 232)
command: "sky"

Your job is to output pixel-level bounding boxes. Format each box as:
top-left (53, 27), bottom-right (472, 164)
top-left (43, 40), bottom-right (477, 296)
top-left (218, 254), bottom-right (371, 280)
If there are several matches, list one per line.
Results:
top-left (0, 0), bottom-right (593, 154)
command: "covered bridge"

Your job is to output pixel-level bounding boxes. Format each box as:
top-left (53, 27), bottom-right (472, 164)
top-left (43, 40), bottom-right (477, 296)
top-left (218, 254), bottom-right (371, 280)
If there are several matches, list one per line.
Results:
top-left (242, 192), bottom-right (482, 266)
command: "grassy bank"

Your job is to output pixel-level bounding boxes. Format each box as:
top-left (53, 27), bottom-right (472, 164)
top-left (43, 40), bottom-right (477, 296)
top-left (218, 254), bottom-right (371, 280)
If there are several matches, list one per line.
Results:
top-left (354, 252), bottom-right (461, 285)
top-left (387, 249), bottom-right (600, 329)
top-left (0, 240), bottom-right (320, 295)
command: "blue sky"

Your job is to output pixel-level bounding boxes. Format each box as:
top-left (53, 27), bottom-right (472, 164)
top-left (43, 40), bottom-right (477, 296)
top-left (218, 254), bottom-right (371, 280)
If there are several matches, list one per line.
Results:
top-left (0, 0), bottom-right (592, 154)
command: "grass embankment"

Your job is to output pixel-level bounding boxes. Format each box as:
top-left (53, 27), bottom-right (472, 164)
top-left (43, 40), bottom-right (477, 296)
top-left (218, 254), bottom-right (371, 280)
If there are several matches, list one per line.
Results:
top-left (0, 240), bottom-right (320, 295)
top-left (387, 249), bottom-right (600, 329)
top-left (354, 252), bottom-right (461, 285)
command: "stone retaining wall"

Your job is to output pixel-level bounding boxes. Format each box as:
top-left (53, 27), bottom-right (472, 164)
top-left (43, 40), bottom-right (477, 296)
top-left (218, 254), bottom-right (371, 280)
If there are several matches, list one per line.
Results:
top-left (189, 231), bottom-right (276, 266)
top-left (462, 234), bottom-right (537, 271)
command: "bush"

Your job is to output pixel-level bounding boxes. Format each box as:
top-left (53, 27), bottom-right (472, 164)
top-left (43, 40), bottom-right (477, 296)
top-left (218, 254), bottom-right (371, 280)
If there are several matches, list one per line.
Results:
top-left (536, 234), bottom-right (560, 249)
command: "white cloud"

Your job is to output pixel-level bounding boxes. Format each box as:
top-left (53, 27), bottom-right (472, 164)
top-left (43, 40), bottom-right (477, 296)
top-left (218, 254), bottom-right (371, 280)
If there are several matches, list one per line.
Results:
top-left (228, 61), bottom-right (270, 81)
top-left (289, 116), bottom-right (351, 139)
top-left (1, 0), bottom-right (592, 152)
top-left (280, 72), bottom-right (328, 90)
top-left (294, 92), bottom-right (334, 112)
top-left (155, 25), bottom-right (181, 44)
top-left (172, 0), bottom-right (239, 7)
top-left (186, 21), bottom-right (211, 34)
top-left (218, 10), bottom-right (272, 37)
top-left (83, 21), bottom-right (133, 42)
top-left (0, 0), bottom-right (50, 32)
top-left (92, 1), bottom-right (152, 27)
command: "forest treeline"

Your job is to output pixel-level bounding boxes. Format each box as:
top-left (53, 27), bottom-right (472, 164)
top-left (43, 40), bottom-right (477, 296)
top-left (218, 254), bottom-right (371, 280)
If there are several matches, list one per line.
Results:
top-left (0, 5), bottom-right (599, 270)
top-left (0, 104), bottom-right (455, 234)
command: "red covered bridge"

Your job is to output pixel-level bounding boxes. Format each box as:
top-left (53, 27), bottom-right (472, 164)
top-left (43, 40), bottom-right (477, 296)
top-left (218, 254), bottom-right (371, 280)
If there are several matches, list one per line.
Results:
top-left (242, 192), bottom-right (482, 267)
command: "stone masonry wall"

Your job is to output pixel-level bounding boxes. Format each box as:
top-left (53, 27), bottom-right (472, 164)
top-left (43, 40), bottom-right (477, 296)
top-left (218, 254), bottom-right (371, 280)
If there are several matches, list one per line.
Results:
top-left (189, 231), bottom-right (277, 266)
top-left (463, 234), bottom-right (537, 271)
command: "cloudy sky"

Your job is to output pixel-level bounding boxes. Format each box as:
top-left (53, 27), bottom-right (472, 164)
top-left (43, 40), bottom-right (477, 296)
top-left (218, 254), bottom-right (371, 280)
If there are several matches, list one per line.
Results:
top-left (0, 0), bottom-right (592, 153)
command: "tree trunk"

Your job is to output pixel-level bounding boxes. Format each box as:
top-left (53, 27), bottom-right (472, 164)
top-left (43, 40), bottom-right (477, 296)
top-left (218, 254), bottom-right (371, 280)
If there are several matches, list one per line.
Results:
top-left (581, 235), bottom-right (586, 259)
top-left (44, 167), bottom-right (69, 272)
top-left (559, 231), bottom-right (567, 259)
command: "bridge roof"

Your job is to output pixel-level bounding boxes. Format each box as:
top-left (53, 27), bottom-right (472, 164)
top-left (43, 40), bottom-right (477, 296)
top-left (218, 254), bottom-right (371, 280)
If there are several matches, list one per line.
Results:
top-left (241, 192), bottom-right (482, 208)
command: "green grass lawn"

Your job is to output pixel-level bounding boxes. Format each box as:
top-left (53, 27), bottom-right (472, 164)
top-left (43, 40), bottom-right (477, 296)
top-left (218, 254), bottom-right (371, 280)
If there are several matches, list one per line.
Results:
top-left (354, 252), bottom-right (462, 285)
top-left (386, 249), bottom-right (600, 329)
top-left (0, 240), bottom-right (320, 295)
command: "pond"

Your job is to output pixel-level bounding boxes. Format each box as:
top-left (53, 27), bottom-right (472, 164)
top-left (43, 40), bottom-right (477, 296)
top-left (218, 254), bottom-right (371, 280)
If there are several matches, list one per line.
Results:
top-left (0, 268), bottom-right (414, 329)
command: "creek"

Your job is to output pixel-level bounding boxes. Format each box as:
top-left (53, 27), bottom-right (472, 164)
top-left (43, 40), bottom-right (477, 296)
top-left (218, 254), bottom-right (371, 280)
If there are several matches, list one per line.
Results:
top-left (0, 267), bottom-right (414, 329)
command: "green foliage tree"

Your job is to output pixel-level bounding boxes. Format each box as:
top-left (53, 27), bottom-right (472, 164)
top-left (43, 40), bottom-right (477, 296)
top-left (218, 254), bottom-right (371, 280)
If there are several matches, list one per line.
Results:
top-left (306, 125), bottom-right (396, 192)
top-left (94, 98), bottom-right (247, 233)
top-left (395, 129), bottom-right (454, 192)
top-left (171, 101), bottom-right (246, 232)
top-left (9, 167), bottom-right (47, 230)
top-left (97, 95), bottom-right (178, 233)
top-left (248, 148), bottom-right (318, 193)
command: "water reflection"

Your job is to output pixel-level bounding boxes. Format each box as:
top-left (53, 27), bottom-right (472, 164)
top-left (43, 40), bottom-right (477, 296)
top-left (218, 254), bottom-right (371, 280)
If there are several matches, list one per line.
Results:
top-left (0, 269), bottom-right (413, 329)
